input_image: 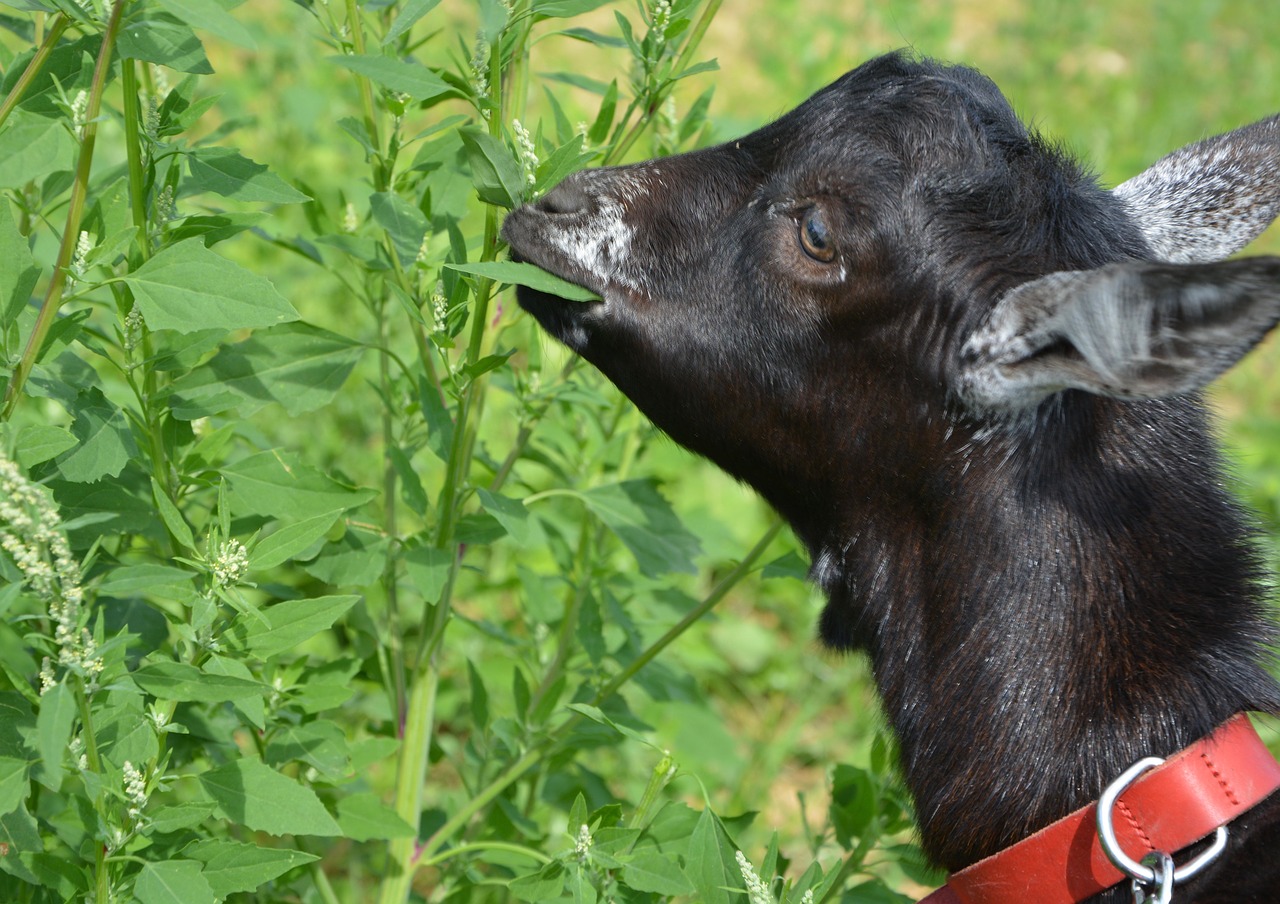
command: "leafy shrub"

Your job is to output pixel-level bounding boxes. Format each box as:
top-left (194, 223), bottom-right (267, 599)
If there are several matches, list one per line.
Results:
top-left (0, 2), bottom-right (930, 902)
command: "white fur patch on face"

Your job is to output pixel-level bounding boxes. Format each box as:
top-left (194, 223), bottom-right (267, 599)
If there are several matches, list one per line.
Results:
top-left (1115, 115), bottom-right (1279, 264)
top-left (545, 169), bottom-right (653, 291)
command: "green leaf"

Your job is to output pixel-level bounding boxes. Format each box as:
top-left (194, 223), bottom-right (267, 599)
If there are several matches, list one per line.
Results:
top-left (302, 528), bottom-right (388, 587)
top-left (383, 0), bottom-right (443, 44)
top-left (151, 477), bottom-right (197, 550)
top-left (565, 704), bottom-right (653, 748)
top-left (329, 53), bottom-right (451, 101)
top-left (134, 860), bottom-right (217, 904)
top-left (0, 201), bottom-right (39, 330)
top-left (467, 660), bottom-right (489, 731)
top-left (0, 694), bottom-right (34, 760)
top-left (534, 134), bottom-right (594, 194)
top-left (242, 595), bottom-right (359, 660)
top-left (203, 653), bottom-right (265, 730)
top-left (34, 681), bottom-right (75, 790)
top-left (222, 450), bottom-right (376, 521)
top-left (620, 851), bottom-right (695, 895)
top-left (476, 488), bottom-right (533, 545)
top-left (124, 239), bottom-right (299, 334)
top-left (0, 35), bottom-right (94, 116)
top-left (509, 860), bottom-right (567, 902)
top-left (587, 80), bottom-right (618, 146)
top-left (98, 563), bottom-right (196, 599)
top-left (459, 127), bottom-right (525, 209)
top-left (0, 109), bottom-right (75, 189)
top-left (0, 757), bottom-right (28, 816)
top-left (167, 322), bottom-right (364, 418)
top-left (266, 720), bottom-right (349, 776)
top-left (577, 591), bottom-right (605, 664)
top-left (54, 387), bottom-right (138, 483)
top-left (249, 512), bottom-right (341, 570)
top-left (117, 14), bottom-right (213, 74)
top-left (403, 545), bottom-right (452, 606)
top-left (186, 840), bottom-right (320, 896)
top-left (579, 480), bottom-right (701, 575)
top-left (684, 808), bottom-right (736, 904)
top-left (829, 763), bottom-right (877, 848)
top-left (132, 661), bottom-right (268, 702)
top-left (0, 803), bottom-right (41, 883)
top-left (13, 425), bottom-right (75, 467)
top-left (148, 801), bottom-right (217, 834)
top-left (533, 0), bottom-right (615, 16)
top-left (154, 0), bottom-right (256, 48)
top-left (168, 212), bottom-right (267, 247)
top-left (198, 758), bottom-right (341, 836)
top-left (445, 260), bottom-right (600, 302)
top-left (389, 446), bottom-right (428, 515)
top-left (186, 147), bottom-right (310, 204)
top-left (370, 190), bottom-right (428, 265)
top-left (336, 792), bottom-right (415, 841)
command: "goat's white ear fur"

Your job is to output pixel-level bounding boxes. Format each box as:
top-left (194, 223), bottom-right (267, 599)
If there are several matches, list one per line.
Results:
top-left (1115, 114), bottom-right (1280, 264)
top-left (959, 257), bottom-right (1280, 411)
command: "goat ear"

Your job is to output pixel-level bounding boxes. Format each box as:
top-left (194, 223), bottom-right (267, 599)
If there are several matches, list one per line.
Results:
top-left (959, 257), bottom-right (1280, 411)
top-left (1114, 114), bottom-right (1280, 263)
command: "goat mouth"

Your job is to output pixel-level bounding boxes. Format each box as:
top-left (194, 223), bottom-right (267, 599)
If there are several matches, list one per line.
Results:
top-left (503, 217), bottom-right (607, 352)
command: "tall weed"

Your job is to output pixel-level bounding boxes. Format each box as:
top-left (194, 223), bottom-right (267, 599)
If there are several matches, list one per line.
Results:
top-left (0, 2), bottom-right (927, 902)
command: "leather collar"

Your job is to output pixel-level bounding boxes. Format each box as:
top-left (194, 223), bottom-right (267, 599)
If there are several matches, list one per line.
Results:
top-left (918, 714), bottom-right (1280, 904)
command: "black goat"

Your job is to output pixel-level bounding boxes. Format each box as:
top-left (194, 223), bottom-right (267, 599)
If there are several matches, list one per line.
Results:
top-left (502, 52), bottom-right (1280, 902)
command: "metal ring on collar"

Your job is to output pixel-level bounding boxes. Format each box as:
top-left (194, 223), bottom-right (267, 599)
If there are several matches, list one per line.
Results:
top-left (1095, 756), bottom-right (1229, 886)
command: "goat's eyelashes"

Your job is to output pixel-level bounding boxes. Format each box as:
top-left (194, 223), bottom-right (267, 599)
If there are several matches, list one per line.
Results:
top-left (798, 208), bottom-right (838, 263)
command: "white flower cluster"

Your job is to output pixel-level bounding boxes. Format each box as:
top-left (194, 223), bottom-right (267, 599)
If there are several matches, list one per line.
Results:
top-left (144, 94), bottom-right (162, 143)
top-left (0, 453), bottom-right (101, 688)
top-left (651, 0), bottom-right (672, 31)
top-left (67, 230), bottom-right (93, 286)
top-left (513, 119), bottom-right (538, 190)
top-left (123, 307), bottom-right (144, 354)
top-left (430, 280), bottom-right (448, 333)
top-left (210, 538), bottom-right (249, 588)
top-left (734, 851), bottom-right (775, 904)
top-left (123, 760), bottom-right (149, 823)
top-left (69, 90), bottom-right (89, 132)
top-left (153, 185), bottom-right (177, 223)
top-left (574, 823), bottom-right (592, 859)
top-left (471, 33), bottom-right (491, 117)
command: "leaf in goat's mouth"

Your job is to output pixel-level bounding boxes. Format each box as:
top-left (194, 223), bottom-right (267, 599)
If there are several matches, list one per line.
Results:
top-left (444, 261), bottom-right (602, 302)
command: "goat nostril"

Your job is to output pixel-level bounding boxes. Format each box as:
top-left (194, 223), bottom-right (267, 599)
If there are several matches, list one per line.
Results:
top-left (536, 179), bottom-right (592, 216)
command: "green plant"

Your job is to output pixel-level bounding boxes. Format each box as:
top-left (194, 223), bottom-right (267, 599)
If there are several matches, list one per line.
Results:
top-left (0, 2), bottom-right (931, 902)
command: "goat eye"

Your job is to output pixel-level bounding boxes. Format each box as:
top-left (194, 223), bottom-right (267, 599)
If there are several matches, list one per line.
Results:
top-left (799, 208), bottom-right (836, 263)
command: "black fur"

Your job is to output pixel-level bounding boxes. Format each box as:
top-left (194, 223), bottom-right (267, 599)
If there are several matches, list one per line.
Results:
top-left (503, 52), bottom-right (1280, 901)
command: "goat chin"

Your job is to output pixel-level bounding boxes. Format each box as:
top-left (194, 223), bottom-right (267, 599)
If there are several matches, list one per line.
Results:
top-left (504, 50), bottom-right (1280, 898)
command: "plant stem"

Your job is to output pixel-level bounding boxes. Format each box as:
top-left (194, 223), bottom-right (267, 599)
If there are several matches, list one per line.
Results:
top-left (374, 292), bottom-right (409, 730)
top-left (344, 0), bottom-right (386, 191)
top-left (416, 518), bottom-right (783, 862)
top-left (2, 0), bottom-right (129, 420)
top-left (593, 518), bottom-right (782, 703)
top-left (119, 59), bottom-right (151, 265)
top-left (0, 14), bottom-right (70, 131)
top-left (379, 665), bottom-right (439, 904)
top-left (74, 679), bottom-right (110, 904)
top-left (420, 840), bottom-right (552, 869)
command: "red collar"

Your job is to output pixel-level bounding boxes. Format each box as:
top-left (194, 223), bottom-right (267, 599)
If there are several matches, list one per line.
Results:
top-left (918, 714), bottom-right (1280, 904)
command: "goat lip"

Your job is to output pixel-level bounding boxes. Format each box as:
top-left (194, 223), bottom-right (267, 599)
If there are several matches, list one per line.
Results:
top-left (503, 208), bottom-right (611, 300)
